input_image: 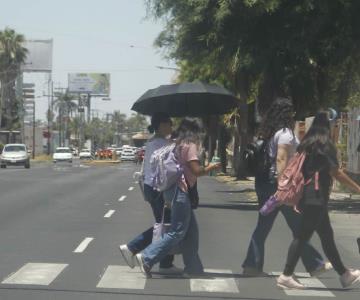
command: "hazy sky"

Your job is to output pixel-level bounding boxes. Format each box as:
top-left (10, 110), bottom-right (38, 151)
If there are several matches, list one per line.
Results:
top-left (0, 0), bottom-right (176, 120)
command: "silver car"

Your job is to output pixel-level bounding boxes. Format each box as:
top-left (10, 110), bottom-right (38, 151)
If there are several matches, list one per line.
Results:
top-left (0, 144), bottom-right (30, 169)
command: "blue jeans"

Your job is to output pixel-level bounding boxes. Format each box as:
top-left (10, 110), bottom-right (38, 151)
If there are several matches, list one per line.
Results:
top-left (127, 184), bottom-right (174, 268)
top-left (242, 179), bottom-right (325, 272)
top-left (142, 186), bottom-right (204, 274)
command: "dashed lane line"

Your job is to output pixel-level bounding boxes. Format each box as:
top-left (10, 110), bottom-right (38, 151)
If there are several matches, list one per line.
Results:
top-left (118, 195), bottom-right (127, 202)
top-left (73, 237), bottom-right (94, 253)
top-left (104, 210), bottom-right (115, 218)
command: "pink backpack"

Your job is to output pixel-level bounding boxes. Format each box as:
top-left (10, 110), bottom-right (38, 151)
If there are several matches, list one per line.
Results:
top-left (276, 152), bottom-right (307, 206)
top-left (260, 152), bottom-right (319, 215)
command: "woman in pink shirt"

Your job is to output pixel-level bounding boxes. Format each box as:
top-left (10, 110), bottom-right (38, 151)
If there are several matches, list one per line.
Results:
top-left (135, 118), bottom-right (221, 278)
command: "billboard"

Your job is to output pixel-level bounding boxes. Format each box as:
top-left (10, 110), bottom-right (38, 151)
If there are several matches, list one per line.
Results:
top-left (21, 40), bottom-right (53, 72)
top-left (68, 73), bottom-right (110, 95)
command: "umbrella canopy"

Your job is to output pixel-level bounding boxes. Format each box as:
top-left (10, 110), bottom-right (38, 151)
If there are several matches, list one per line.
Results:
top-left (131, 82), bottom-right (238, 117)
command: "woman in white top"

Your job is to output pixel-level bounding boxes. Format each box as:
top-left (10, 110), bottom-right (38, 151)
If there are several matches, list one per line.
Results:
top-left (119, 112), bottom-right (181, 274)
top-left (242, 98), bottom-right (328, 276)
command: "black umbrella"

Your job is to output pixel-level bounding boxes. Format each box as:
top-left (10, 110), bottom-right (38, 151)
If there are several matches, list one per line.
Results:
top-left (131, 81), bottom-right (238, 117)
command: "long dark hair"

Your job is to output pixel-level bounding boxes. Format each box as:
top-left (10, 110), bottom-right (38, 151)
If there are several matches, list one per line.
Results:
top-left (174, 118), bottom-right (203, 146)
top-left (259, 97), bottom-right (295, 140)
top-left (297, 111), bottom-right (332, 155)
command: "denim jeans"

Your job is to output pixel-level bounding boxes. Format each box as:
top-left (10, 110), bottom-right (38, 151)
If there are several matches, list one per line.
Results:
top-left (127, 184), bottom-right (174, 268)
top-left (142, 186), bottom-right (204, 274)
top-left (242, 179), bottom-right (325, 272)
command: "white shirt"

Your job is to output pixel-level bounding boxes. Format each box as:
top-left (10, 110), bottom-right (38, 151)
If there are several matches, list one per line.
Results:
top-left (268, 128), bottom-right (299, 175)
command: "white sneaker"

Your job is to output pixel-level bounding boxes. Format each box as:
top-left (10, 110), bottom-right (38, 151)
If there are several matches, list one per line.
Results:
top-left (340, 269), bottom-right (360, 288)
top-left (119, 244), bottom-right (135, 269)
top-left (135, 253), bottom-right (152, 278)
top-left (158, 266), bottom-right (183, 275)
top-left (277, 274), bottom-right (306, 290)
top-left (310, 262), bottom-right (333, 277)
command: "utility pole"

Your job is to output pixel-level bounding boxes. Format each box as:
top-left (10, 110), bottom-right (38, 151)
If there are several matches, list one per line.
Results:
top-left (87, 93), bottom-right (91, 123)
top-left (32, 102), bottom-right (35, 159)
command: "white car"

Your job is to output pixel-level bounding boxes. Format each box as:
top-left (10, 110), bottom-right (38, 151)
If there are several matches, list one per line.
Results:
top-left (121, 148), bottom-right (135, 161)
top-left (0, 144), bottom-right (30, 169)
top-left (79, 149), bottom-right (92, 159)
top-left (53, 147), bottom-right (73, 163)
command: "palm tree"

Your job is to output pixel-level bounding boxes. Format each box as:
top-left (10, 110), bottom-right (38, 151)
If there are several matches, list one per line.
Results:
top-left (0, 28), bottom-right (28, 129)
top-left (54, 91), bottom-right (78, 145)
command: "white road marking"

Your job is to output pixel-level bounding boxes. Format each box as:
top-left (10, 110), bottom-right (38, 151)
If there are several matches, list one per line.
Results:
top-left (97, 265), bottom-right (146, 289)
top-left (118, 195), bottom-right (127, 202)
top-left (2, 263), bottom-right (68, 286)
top-left (128, 187), bottom-right (134, 191)
top-left (270, 272), bottom-right (335, 297)
top-left (190, 269), bottom-right (239, 293)
top-left (73, 237), bottom-right (94, 253)
top-left (104, 210), bottom-right (115, 218)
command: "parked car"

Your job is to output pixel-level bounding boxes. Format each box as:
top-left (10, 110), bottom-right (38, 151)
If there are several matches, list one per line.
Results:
top-left (121, 148), bottom-right (135, 161)
top-left (53, 147), bottom-right (73, 163)
top-left (0, 143), bottom-right (30, 169)
top-left (79, 149), bottom-right (92, 160)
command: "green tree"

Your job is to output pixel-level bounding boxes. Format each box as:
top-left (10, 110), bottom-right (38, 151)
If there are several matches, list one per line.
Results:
top-left (0, 27), bottom-right (28, 129)
top-left (146, 0), bottom-right (360, 177)
top-left (54, 91), bottom-right (77, 145)
top-left (126, 113), bottom-right (148, 133)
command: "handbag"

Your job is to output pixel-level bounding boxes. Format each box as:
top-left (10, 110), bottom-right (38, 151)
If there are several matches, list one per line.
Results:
top-left (152, 206), bottom-right (181, 255)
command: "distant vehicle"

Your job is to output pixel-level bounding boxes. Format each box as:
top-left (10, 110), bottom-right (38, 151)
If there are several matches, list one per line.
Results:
top-left (53, 147), bottom-right (73, 163)
top-left (79, 149), bottom-right (92, 160)
top-left (121, 148), bottom-right (135, 161)
top-left (0, 143), bottom-right (30, 169)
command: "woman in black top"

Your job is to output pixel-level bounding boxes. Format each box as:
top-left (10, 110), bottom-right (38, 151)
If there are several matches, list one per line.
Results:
top-left (277, 111), bottom-right (360, 290)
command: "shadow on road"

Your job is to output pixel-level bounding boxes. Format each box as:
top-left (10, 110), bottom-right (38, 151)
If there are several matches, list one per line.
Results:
top-left (215, 188), bottom-right (255, 193)
top-left (328, 199), bottom-right (360, 214)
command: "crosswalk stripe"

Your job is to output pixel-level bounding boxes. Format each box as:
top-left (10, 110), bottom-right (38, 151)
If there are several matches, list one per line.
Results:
top-left (128, 187), bottom-right (134, 191)
top-left (97, 265), bottom-right (146, 289)
top-left (2, 263), bottom-right (68, 286)
top-left (190, 269), bottom-right (239, 293)
top-left (270, 272), bottom-right (335, 297)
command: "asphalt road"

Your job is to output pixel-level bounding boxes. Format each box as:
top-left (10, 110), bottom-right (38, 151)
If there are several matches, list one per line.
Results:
top-left (0, 160), bottom-right (359, 300)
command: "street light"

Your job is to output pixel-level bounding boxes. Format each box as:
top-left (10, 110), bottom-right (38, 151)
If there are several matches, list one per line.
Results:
top-left (155, 65), bottom-right (180, 71)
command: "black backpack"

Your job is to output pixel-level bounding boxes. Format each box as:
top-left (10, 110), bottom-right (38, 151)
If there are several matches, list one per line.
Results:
top-left (242, 138), bottom-right (271, 177)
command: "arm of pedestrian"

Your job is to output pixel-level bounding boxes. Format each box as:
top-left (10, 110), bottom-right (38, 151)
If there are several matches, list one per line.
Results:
top-left (276, 144), bottom-right (291, 179)
top-left (330, 168), bottom-right (360, 194)
top-left (188, 160), bottom-right (221, 177)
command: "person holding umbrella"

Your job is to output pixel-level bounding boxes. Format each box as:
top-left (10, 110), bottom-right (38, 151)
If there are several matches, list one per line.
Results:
top-left (135, 118), bottom-right (222, 278)
top-left (119, 112), bottom-right (181, 274)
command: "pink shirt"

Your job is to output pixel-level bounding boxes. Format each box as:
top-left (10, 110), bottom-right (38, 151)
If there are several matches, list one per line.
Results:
top-left (177, 142), bottom-right (199, 191)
